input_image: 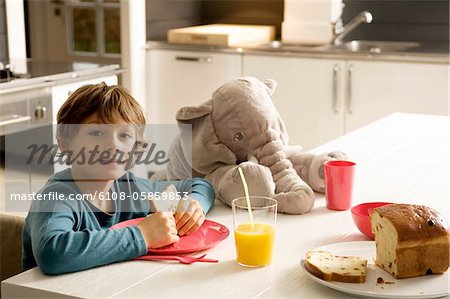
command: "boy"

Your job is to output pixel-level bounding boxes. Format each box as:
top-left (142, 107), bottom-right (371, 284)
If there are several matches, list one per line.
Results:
top-left (22, 83), bottom-right (215, 274)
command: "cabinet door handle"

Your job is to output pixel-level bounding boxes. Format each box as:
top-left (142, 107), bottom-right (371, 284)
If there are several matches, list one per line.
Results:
top-left (347, 64), bottom-right (354, 114)
top-left (175, 56), bottom-right (213, 63)
top-left (332, 64), bottom-right (340, 113)
top-left (35, 105), bottom-right (47, 120)
top-left (0, 114), bottom-right (31, 127)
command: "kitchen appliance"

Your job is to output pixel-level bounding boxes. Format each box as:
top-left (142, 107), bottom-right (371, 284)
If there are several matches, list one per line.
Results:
top-left (282, 0), bottom-right (343, 45)
top-left (1, 86), bottom-right (54, 212)
top-left (0, 64), bottom-right (14, 81)
top-left (0, 62), bottom-right (27, 84)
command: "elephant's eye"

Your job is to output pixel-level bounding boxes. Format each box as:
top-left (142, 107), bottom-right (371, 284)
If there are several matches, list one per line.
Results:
top-left (234, 131), bottom-right (244, 141)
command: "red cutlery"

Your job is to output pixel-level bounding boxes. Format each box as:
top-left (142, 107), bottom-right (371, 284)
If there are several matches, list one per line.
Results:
top-left (135, 254), bottom-right (218, 264)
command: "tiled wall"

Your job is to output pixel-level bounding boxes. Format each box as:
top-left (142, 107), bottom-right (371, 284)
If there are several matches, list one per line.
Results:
top-left (146, 0), bottom-right (202, 41)
top-left (147, 0), bottom-right (449, 43)
top-left (201, 0), bottom-right (283, 37)
top-left (0, 0), bottom-right (7, 62)
top-left (342, 0), bottom-right (449, 42)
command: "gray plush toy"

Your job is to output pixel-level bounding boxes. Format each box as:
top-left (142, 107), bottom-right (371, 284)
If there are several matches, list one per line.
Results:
top-left (153, 77), bottom-right (346, 214)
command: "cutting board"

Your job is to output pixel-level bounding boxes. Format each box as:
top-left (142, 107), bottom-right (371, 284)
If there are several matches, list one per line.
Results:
top-left (168, 24), bottom-right (275, 47)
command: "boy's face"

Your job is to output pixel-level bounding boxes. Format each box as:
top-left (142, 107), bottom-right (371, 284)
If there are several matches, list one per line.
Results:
top-left (63, 113), bottom-right (138, 180)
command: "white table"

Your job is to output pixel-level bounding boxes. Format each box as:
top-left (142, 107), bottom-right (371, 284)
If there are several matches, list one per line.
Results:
top-left (2, 113), bottom-right (449, 298)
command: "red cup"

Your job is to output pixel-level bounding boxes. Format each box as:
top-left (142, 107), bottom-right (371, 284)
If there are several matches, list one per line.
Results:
top-left (324, 160), bottom-right (356, 211)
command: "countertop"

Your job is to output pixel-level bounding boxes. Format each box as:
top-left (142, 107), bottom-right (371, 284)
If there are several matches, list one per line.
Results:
top-left (0, 60), bottom-right (124, 93)
top-left (146, 40), bottom-right (449, 64)
top-left (2, 113), bottom-right (449, 298)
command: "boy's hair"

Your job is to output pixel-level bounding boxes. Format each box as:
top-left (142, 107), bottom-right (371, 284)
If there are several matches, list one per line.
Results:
top-left (56, 82), bottom-right (146, 142)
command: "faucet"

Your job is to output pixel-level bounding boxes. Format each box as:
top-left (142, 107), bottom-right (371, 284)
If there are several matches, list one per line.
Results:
top-left (332, 11), bottom-right (373, 46)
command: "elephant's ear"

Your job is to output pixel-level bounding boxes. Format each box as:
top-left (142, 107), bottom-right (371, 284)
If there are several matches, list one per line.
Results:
top-left (262, 78), bottom-right (287, 143)
top-left (263, 79), bottom-right (277, 96)
top-left (176, 100), bottom-right (213, 122)
top-left (277, 112), bottom-right (290, 145)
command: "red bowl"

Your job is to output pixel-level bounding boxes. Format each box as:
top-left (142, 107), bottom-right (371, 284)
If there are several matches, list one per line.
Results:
top-left (351, 202), bottom-right (393, 239)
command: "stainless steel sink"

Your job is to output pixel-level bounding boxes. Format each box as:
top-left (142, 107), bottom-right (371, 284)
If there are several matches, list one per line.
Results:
top-left (337, 40), bottom-right (421, 53)
top-left (263, 41), bottom-right (318, 50)
top-left (256, 41), bottom-right (329, 52)
top-left (253, 40), bottom-right (421, 54)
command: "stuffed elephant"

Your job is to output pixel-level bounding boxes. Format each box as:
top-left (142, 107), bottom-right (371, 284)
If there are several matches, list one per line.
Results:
top-left (155, 77), bottom-right (346, 214)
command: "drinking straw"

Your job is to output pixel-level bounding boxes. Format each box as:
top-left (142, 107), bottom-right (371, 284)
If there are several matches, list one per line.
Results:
top-left (238, 167), bottom-right (254, 227)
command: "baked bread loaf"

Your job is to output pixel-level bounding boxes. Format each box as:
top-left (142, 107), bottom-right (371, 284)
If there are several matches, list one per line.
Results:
top-left (371, 204), bottom-right (450, 279)
top-left (305, 251), bottom-right (367, 283)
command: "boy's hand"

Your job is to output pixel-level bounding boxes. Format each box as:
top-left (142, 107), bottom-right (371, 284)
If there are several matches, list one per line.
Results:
top-left (174, 199), bottom-right (205, 236)
top-left (137, 212), bottom-right (179, 248)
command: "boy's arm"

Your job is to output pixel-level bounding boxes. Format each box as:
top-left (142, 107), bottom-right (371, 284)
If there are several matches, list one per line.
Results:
top-left (29, 201), bottom-right (146, 275)
top-left (150, 178), bottom-right (216, 215)
top-left (183, 178), bottom-right (216, 215)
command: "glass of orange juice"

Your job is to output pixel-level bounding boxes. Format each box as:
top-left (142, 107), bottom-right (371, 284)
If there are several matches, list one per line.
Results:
top-left (232, 196), bottom-right (277, 267)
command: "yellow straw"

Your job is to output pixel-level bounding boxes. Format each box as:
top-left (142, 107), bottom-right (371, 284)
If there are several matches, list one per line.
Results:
top-left (238, 167), bottom-right (254, 227)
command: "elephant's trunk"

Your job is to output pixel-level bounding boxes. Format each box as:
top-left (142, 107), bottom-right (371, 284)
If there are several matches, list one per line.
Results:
top-left (252, 138), bottom-right (315, 214)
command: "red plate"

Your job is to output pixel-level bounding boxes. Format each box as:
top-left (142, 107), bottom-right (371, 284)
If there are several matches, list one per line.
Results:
top-left (110, 218), bottom-right (230, 255)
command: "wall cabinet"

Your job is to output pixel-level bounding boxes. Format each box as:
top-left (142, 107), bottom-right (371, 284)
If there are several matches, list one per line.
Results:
top-left (244, 54), bottom-right (448, 150)
top-left (146, 49), bottom-right (242, 124)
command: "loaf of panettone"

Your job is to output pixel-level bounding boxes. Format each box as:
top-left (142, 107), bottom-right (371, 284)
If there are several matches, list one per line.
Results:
top-left (370, 204), bottom-right (450, 279)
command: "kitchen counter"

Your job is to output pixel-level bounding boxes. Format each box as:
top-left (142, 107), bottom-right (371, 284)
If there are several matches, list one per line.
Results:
top-left (146, 40), bottom-right (449, 64)
top-left (2, 113), bottom-right (449, 298)
top-left (0, 60), bottom-right (124, 93)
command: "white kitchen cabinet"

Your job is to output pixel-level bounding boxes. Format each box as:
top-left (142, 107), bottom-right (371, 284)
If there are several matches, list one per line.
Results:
top-left (243, 54), bottom-right (346, 150)
top-left (344, 60), bottom-right (448, 132)
top-left (146, 49), bottom-right (242, 124)
top-left (244, 54), bottom-right (448, 150)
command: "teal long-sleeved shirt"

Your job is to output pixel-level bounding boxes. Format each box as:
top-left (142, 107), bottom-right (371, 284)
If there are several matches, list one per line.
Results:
top-left (22, 168), bottom-right (215, 275)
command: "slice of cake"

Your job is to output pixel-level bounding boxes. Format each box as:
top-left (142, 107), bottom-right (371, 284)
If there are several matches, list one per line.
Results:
top-left (370, 204), bottom-right (450, 279)
top-left (305, 251), bottom-right (367, 283)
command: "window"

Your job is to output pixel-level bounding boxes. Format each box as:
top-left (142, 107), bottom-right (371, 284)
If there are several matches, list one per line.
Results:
top-left (67, 0), bottom-right (120, 57)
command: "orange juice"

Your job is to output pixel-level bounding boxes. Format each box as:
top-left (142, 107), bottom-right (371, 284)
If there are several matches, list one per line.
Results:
top-left (234, 223), bottom-right (275, 267)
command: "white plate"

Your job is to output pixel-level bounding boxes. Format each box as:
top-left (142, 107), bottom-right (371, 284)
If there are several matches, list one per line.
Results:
top-left (300, 241), bottom-right (449, 299)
